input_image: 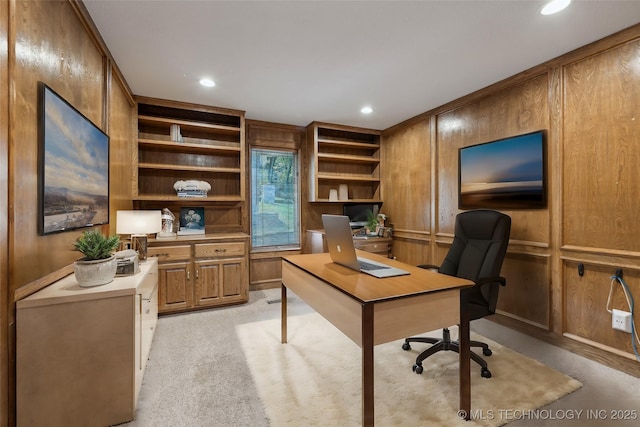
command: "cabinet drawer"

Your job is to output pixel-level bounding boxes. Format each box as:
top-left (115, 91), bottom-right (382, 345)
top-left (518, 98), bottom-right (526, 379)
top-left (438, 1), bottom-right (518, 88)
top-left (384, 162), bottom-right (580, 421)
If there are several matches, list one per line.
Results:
top-left (353, 240), bottom-right (391, 253)
top-left (194, 242), bottom-right (245, 258)
top-left (138, 261), bottom-right (159, 300)
top-left (148, 245), bottom-right (191, 262)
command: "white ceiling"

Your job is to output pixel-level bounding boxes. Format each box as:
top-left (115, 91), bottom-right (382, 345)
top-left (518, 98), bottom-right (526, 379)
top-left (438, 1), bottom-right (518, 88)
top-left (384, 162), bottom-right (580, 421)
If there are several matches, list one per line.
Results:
top-left (83, 1), bottom-right (640, 130)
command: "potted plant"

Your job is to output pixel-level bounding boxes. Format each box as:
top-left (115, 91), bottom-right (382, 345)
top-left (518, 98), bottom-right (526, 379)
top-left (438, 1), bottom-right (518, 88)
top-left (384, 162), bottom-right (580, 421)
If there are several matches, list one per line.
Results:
top-left (73, 230), bottom-right (120, 287)
top-left (366, 210), bottom-right (379, 235)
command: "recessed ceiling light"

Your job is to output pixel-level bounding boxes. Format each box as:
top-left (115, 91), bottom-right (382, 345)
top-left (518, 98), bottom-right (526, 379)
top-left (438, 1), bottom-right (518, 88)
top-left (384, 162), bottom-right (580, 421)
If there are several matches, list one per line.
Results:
top-left (199, 78), bottom-right (215, 88)
top-left (361, 106), bottom-right (373, 114)
top-left (540, 0), bottom-right (571, 15)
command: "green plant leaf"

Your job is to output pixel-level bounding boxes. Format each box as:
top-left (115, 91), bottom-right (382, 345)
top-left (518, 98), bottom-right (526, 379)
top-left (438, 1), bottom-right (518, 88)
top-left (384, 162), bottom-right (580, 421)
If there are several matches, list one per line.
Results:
top-left (74, 230), bottom-right (120, 260)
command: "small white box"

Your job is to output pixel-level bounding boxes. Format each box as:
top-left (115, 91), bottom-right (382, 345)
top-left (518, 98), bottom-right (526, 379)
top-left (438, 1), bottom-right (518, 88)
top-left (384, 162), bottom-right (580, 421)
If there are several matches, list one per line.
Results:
top-left (612, 309), bottom-right (632, 333)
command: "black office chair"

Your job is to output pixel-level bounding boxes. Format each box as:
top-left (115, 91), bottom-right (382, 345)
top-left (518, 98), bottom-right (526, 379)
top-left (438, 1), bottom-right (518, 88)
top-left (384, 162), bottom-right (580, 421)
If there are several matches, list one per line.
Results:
top-left (402, 209), bottom-right (511, 378)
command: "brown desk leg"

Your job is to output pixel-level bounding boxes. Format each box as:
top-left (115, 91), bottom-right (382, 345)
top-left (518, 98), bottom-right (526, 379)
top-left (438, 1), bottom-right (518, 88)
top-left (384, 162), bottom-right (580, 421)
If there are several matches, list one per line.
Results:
top-left (281, 284), bottom-right (288, 344)
top-left (362, 303), bottom-right (374, 426)
top-left (459, 291), bottom-right (471, 420)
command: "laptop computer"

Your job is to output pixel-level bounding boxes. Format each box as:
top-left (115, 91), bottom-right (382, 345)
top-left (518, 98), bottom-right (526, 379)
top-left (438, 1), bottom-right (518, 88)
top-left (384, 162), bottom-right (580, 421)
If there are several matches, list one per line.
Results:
top-left (321, 214), bottom-right (410, 278)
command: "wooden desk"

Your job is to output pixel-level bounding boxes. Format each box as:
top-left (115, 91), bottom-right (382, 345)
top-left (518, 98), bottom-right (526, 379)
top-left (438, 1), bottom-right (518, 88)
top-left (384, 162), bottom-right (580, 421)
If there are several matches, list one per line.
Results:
top-left (281, 252), bottom-right (473, 426)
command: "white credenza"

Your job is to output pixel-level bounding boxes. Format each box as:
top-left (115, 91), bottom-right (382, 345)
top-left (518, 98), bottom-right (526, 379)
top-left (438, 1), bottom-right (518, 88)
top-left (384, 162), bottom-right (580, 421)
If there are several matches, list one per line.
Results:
top-left (16, 258), bottom-right (158, 427)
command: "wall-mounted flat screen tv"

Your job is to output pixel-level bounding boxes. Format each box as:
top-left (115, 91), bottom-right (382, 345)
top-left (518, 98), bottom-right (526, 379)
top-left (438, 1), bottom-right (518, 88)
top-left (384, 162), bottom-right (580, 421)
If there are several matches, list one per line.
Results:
top-left (458, 130), bottom-right (546, 210)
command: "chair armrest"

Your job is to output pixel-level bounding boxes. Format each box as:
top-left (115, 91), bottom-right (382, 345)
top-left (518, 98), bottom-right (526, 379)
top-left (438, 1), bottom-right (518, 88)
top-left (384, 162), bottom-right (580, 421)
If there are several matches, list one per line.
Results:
top-left (475, 276), bottom-right (506, 287)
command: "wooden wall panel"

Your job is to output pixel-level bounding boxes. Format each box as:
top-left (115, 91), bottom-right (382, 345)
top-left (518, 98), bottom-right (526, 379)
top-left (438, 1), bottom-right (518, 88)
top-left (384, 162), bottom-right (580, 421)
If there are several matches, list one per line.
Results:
top-left (11, 0), bottom-right (106, 288)
top-left (390, 238), bottom-right (430, 267)
top-left (4, 2), bottom-right (136, 424)
top-left (108, 66), bottom-right (135, 222)
top-left (384, 24), bottom-right (640, 369)
top-left (250, 250), bottom-right (301, 290)
top-left (380, 119), bottom-right (430, 262)
top-left (563, 39), bottom-right (640, 252)
top-left (435, 74), bottom-right (550, 242)
top-left (250, 255), bottom-right (281, 290)
top-left (564, 260), bottom-right (640, 356)
top-left (497, 253), bottom-right (550, 329)
top-left (0, 1), bottom-right (8, 425)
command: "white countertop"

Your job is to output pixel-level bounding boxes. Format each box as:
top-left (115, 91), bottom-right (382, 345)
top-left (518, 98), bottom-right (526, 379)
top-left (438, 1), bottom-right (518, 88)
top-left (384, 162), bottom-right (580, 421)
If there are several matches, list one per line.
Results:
top-left (17, 258), bottom-right (158, 309)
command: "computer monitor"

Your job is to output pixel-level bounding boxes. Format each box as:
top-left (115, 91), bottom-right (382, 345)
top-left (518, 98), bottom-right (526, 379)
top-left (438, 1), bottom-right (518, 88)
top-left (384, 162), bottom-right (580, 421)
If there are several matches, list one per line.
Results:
top-left (342, 203), bottom-right (380, 228)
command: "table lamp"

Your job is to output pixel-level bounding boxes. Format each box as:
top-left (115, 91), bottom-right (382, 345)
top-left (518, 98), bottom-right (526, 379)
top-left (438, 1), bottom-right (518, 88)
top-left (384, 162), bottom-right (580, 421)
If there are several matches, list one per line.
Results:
top-left (116, 210), bottom-right (162, 261)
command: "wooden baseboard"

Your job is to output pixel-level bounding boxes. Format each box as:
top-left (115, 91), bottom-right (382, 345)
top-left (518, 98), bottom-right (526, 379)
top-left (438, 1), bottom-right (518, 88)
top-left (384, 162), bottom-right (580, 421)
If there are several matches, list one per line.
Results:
top-left (489, 314), bottom-right (640, 378)
top-left (250, 281), bottom-right (281, 291)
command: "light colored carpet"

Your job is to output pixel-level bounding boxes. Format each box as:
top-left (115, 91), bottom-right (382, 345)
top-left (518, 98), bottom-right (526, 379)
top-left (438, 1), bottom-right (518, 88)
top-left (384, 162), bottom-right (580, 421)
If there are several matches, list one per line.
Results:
top-left (237, 312), bottom-right (582, 427)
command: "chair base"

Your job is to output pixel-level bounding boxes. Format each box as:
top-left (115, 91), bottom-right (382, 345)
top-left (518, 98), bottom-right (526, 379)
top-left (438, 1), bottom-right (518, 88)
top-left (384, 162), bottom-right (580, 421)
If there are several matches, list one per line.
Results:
top-left (402, 328), bottom-right (493, 378)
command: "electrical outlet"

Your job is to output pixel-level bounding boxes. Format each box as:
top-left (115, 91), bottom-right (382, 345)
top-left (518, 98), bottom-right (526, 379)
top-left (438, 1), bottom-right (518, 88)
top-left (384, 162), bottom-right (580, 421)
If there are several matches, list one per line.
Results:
top-left (612, 309), bottom-right (632, 333)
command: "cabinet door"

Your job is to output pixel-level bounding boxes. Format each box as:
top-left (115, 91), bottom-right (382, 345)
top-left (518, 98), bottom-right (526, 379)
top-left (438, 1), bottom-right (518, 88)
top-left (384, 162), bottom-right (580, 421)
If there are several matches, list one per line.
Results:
top-left (158, 261), bottom-right (192, 312)
top-left (221, 257), bottom-right (245, 298)
top-left (194, 259), bottom-right (220, 306)
top-left (194, 257), bottom-right (246, 306)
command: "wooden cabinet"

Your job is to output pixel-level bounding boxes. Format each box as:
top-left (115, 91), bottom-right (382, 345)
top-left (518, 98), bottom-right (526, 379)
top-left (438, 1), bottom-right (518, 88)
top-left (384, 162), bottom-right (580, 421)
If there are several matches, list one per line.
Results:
top-left (307, 122), bottom-right (381, 203)
top-left (306, 229), bottom-right (392, 257)
top-left (16, 259), bottom-right (159, 427)
top-left (134, 99), bottom-right (249, 315)
top-left (194, 242), bottom-right (246, 306)
top-left (149, 234), bottom-right (249, 314)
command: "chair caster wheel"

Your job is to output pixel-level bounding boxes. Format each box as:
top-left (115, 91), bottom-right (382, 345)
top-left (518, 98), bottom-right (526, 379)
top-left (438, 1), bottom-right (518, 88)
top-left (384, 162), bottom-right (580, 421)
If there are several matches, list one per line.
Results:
top-left (402, 342), bottom-right (411, 351)
top-left (412, 364), bottom-right (423, 374)
top-left (481, 368), bottom-right (492, 378)
top-left (483, 348), bottom-right (492, 356)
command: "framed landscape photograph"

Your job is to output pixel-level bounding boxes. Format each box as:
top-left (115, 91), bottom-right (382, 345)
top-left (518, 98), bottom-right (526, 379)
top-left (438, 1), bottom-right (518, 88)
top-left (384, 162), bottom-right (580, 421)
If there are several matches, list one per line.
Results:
top-left (458, 130), bottom-right (546, 210)
top-left (38, 82), bottom-right (110, 235)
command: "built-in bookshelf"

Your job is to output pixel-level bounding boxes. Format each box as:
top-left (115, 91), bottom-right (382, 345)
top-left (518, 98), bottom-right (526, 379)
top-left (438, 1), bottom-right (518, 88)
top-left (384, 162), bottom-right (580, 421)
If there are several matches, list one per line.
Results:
top-left (134, 98), bottom-right (245, 203)
top-left (307, 122), bottom-right (381, 203)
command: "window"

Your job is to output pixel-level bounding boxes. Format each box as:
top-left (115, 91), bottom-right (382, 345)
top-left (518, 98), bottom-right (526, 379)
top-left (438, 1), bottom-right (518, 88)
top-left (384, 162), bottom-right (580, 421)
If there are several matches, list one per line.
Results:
top-left (250, 148), bottom-right (300, 249)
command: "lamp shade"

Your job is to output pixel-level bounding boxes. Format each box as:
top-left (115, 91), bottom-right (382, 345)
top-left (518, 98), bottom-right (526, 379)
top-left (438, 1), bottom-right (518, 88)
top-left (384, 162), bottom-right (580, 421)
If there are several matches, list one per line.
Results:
top-left (116, 210), bottom-right (162, 235)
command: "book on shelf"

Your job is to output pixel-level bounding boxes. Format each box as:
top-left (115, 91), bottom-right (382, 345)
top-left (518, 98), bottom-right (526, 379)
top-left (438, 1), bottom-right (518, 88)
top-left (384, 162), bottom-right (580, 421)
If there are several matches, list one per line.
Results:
top-left (177, 228), bottom-right (205, 235)
top-left (177, 190), bottom-right (208, 198)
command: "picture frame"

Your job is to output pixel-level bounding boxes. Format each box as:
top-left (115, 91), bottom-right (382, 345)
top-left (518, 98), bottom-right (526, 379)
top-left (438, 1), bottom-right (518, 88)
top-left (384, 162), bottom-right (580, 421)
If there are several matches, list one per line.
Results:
top-left (178, 207), bottom-right (205, 235)
top-left (38, 82), bottom-right (110, 235)
top-left (458, 130), bottom-right (546, 210)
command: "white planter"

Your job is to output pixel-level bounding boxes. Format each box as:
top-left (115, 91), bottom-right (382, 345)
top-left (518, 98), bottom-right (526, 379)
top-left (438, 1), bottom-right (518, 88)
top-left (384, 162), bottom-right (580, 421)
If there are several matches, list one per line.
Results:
top-left (74, 255), bottom-right (118, 287)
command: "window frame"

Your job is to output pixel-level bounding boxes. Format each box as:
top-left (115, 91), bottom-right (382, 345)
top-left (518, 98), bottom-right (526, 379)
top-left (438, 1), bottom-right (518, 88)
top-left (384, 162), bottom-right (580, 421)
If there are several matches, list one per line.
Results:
top-left (249, 147), bottom-right (301, 251)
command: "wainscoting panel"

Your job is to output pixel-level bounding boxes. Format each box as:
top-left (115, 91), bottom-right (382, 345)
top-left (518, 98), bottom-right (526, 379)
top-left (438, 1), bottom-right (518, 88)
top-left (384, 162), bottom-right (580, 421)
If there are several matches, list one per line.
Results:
top-left (564, 259), bottom-right (640, 358)
top-left (497, 252), bottom-right (550, 329)
top-left (390, 235), bottom-right (431, 266)
top-left (250, 250), bottom-right (301, 291)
